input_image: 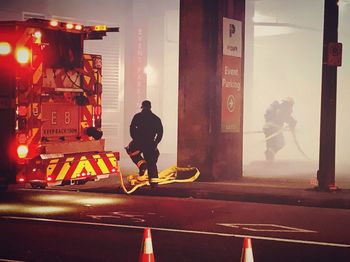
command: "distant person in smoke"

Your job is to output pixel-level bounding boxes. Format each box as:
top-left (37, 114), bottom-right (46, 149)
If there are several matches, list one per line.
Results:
top-left (125, 100), bottom-right (163, 187)
top-left (263, 97), bottom-right (297, 161)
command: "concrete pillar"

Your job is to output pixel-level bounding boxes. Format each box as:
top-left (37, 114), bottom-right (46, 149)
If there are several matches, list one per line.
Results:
top-left (178, 0), bottom-right (245, 181)
top-left (317, 0), bottom-right (339, 190)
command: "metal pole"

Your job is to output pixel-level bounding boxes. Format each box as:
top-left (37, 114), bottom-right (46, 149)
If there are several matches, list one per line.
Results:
top-left (317, 0), bottom-right (339, 191)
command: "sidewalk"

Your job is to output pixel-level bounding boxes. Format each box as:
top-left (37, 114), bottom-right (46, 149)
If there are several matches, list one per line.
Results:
top-left (46, 156), bottom-right (350, 210)
top-left (115, 156), bottom-right (350, 209)
top-left (50, 173), bottom-right (350, 210)
top-left (130, 177), bottom-right (350, 210)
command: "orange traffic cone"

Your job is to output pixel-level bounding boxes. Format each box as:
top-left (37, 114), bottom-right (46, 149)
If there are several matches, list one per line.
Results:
top-left (139, 228), bottom-right (155, 262)
top-left (240, 237), bottom-right (254, 262)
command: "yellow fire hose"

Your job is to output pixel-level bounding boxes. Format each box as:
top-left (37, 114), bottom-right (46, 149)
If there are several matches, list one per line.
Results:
top-left (118, 166), bottom-right (200, 194)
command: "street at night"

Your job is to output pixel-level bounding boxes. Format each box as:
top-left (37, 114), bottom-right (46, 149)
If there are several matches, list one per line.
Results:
top-left (0, 182), bottom-right (349, 261)
top-left (1, 0), bottom-right (350, 261)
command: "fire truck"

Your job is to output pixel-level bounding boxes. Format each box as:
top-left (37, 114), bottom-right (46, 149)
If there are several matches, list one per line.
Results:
top-left (0, 18), bottom-right (119, 190)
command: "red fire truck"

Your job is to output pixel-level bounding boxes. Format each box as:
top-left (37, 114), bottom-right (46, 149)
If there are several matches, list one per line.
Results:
top-left (0, 18), bottom-right (119, 190)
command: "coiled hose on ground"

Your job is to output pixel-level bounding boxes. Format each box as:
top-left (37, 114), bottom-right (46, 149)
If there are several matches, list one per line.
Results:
top-left (118, 166), bottom-right (200, 194)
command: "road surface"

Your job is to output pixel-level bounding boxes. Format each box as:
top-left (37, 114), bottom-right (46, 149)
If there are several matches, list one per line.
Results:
top-left (0, 187), bottom-right (349, 261)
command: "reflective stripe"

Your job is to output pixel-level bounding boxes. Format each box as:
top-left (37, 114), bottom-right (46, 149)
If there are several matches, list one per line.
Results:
top-left (33, 63), bottom-right (42, 85)
top-left (45, 153), bottom-right (118, 182)
top-left (136, 160), bottom-right (146, 168)
top-left (129, 150), bottom-right (141, 157)
top-left (71, 157), bottom-right (96, 178)
top-left (96, 158), bottom-right (109, 174)
top-left (56, 157), bottom-right (75, 181)
top-left (143, 238), bottom-right (153, 254)
top-left (47, 159), bottom-right (59, 176)
top-left (108, 156), bottom-right (118, 170)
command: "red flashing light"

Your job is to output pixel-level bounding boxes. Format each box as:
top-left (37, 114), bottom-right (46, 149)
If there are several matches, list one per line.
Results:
top-left (47, 176), bottom-right (52, 182)
top-left (16, 174), bottom-right (26, 183)
top-left (66, 23), bottom-right (74, 30)
top-left (112, 168), bottom-right (116, 173)
top-left (50, 20), bottom-right (58, 27)
top-left (0, 42), bottom-right (11, 55)
top-left (15, 47), bottom-right (30, 64)
top-left (17, 105), bottom-right (27, 116)
top-left (17, 144), bottom-right (29, 159)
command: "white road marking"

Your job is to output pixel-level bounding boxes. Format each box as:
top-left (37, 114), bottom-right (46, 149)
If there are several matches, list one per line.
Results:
top-left (88, 211), bottom-right (146, 223)
top-left (217, 223), bottom-right (317, 233)
top-left (2, 216), bottom-right (349, 248)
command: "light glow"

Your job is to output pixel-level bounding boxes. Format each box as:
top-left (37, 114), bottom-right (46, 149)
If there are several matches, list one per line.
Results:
top-left (15, 47), bottom-right (30, 64)
top-left (50, 20), bottom-right (58, 27)
top-left (17, 105), bottom-right (27, 116)
top-left (0, 42), bottom-right (11, 55)
top-left (27, 206), bottom-right (70, 214)
top-left (16, 175), bottom-right (26, 183)
top-left (32, 194), bottom-right (123, 205)
top-left (66, 23), bottom-right (74, 30)
top-left (33, 31), bottom-right (41, 38)
top-left (33, 31), bottom-right (42, 44)
top-left (17, 145), bottom-right (29, 159)
top-left (75, 24), bottom-right (82, 30)
top-left (75, 197), bottom-right (119, 205)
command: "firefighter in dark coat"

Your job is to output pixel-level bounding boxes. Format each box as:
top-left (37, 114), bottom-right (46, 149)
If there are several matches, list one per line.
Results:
top-left (126, 100), bottom-right (163, 187)
top-left (263, 97), bottom-right (296, 161)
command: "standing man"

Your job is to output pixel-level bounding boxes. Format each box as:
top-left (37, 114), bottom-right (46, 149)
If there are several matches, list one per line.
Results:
top-left (263, 97), bottom-right (297, 161)
top-left (126, 100), bottom-right (163, 187)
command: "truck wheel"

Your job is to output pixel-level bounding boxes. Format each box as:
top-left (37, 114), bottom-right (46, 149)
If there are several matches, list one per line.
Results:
top-left (39, 183), bottom-right (47, 189)
top-left (30, 182), bottom-right (47, 189)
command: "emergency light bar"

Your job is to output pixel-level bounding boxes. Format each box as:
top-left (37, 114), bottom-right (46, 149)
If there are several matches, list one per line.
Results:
top-left (22, 18), bottom-right (119, 35)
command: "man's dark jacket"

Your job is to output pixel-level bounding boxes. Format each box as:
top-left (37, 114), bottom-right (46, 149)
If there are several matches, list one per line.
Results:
top-left (130, 109), bottom-right (163, 149)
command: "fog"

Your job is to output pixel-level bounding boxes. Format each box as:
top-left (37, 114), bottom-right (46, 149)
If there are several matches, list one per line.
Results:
top-left (243, 0), bottom-right (350, 183)
top-left (0, 0), bottom-right (349, 183)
